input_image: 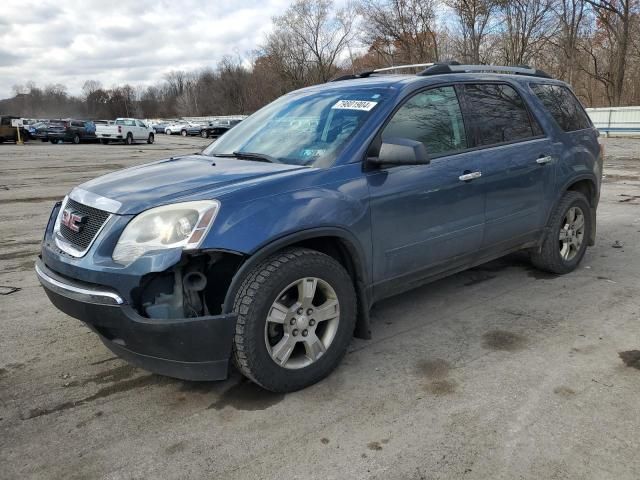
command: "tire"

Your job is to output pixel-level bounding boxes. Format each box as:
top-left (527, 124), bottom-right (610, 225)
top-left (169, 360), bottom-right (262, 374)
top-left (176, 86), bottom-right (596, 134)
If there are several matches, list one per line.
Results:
top-left (201, 130), bottom-right (209, 138)
top-left (232, 248), bottom-right (357, 393)
top-left (166, 129), bottom-right (172, 135)
top-left (50, 139), bottom-right (57, 144)
top-left (531, 191), bottom-right (592, 274)
top-left (147, 133), bottom-right (154, 144)
top-left (0, 137), bottom-right (4, 143)
top-left (181, 129), bottom-right (188, 137)
top-left (125, 133), bottom-right (133, 145)
top-left (100, 139), bottom-right (109, 145)
top-left (72, 134), bottom-right (80, 144)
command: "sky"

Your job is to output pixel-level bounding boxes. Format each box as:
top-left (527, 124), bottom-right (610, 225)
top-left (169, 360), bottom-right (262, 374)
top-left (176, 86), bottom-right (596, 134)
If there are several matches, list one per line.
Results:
top-left (0, 0), bottom-right (294, 99)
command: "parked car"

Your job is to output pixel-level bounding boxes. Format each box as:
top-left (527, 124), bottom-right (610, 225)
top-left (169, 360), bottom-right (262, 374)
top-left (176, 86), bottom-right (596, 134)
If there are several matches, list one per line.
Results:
top-left (200, 119), bottom-right (242, 138)
top-left (37, 63), bottom-right (602, 393)
top-left (151, 122), bottom-right (169, 134)
top-left (165, 122), bottom-right (201, 136)
top-left (27, 121), bottom-right (50, 141)
top-left (95, 118), bottom-right (154, 145)
top-left (0, 115), bottom-right (27, 143)
top-left (47, 120), bottom-right (97, 144)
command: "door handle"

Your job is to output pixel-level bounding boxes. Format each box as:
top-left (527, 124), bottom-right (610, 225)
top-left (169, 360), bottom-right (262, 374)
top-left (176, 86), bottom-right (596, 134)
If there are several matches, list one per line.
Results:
top-left (536, 156), bottom-right (553, 165)
top-left (459, 171), bottom-right (482, 182)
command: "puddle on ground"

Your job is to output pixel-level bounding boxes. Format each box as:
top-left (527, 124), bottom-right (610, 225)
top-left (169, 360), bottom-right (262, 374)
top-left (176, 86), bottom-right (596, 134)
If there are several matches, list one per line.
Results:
top-left (81, 364), bottom-right (139, 385)
top-left (619, 350), bottom-right (640, 369)
top-left (25, 374), bottom-right (167, 419)
top-left (208, 379), bottom-right (284, 411)
top-left (425, 379), bottom-right (457, 395)
top-left (553, 386), bottom-right (576, 397)
top-left (416, 359), bottom-right (450, 379)
top-left (482, 330), bottom-right (527, 352)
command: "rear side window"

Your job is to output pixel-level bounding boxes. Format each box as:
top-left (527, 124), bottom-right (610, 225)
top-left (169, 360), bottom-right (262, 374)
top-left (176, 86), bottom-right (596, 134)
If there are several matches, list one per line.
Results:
top-left (382, 86), bottom-right (467, 156)
top-left (531, 84), bottom-right (591, 132)
top-left (463, 84), bottom-right (541, 146)
top-left (71, 121), bottom-right (84, 127)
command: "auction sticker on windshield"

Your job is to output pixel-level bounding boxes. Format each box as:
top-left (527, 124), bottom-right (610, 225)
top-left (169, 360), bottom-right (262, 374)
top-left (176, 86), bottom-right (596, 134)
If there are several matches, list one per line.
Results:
top-left (332, 100), bottom-right (378, 111)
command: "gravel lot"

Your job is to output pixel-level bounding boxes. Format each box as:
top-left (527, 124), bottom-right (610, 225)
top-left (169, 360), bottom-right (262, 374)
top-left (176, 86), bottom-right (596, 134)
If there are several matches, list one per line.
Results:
top-left (1, 135), bottom-right (639, 480)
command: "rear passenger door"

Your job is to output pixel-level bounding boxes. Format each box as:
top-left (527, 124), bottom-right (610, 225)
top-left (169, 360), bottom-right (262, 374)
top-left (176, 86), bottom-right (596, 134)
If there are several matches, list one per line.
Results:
top-left (460, 82), bottom-right (557, 253)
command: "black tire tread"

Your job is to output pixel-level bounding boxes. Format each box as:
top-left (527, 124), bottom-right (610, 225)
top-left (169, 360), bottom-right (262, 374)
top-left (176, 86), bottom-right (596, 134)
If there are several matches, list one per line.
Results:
top-left (231, 247), bottom-right (355, 392)
top-left (531, 191), bottom-right (591, 274)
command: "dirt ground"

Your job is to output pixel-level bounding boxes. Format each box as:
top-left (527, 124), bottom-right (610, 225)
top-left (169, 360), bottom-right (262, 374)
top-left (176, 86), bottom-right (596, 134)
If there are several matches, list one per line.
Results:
top-left (1, 135), bottom-right (639, 480)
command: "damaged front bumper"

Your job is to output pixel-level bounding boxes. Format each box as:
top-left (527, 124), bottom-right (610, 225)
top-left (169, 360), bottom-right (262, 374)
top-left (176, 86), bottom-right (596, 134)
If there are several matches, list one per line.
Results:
top-left (35, 258), bottom-right (237, 381)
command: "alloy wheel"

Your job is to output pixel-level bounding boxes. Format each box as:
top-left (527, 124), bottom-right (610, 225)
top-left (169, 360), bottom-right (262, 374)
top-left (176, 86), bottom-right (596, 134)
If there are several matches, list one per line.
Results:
top-left (559, 206), bottom-right (585, 261)
top-left (264, 277), bottom-right (340, 369)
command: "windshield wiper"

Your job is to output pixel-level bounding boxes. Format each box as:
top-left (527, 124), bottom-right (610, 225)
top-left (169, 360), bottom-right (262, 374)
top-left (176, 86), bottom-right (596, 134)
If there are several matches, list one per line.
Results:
top-left (212, 151), bottom-right (279, 163)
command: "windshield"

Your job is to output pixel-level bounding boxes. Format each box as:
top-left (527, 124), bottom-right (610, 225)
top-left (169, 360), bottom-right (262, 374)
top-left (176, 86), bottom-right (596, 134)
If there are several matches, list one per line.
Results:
top-left (203, 87), bottom-right (389, 167)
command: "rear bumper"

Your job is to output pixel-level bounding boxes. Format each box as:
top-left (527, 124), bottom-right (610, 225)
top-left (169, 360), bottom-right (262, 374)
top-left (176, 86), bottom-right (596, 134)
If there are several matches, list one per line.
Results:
top-left (35, 258), bottom-right (237, 381)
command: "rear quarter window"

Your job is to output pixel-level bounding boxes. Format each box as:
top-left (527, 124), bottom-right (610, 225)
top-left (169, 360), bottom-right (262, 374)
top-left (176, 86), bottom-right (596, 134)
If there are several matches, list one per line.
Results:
top-left (530, 84), bottom-right (592, 132)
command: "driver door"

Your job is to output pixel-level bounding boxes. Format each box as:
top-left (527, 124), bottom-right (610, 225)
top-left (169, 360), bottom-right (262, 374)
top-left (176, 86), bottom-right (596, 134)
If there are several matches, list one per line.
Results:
top-left (367, 86), bottom-right (485, 290)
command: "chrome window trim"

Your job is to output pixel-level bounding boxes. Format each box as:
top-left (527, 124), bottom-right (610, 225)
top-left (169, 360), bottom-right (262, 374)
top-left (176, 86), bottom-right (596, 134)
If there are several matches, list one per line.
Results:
top-left (69, 187), bottom-right (122, 214)
top-left (53, 196), bottom-right (113, 258)
top-left (35, 263), bottom-right (124, 305)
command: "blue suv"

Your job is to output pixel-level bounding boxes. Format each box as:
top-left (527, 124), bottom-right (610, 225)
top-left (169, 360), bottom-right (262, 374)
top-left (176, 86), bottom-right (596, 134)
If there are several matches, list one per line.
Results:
top-left (37, 64), bottom-right (602, 392)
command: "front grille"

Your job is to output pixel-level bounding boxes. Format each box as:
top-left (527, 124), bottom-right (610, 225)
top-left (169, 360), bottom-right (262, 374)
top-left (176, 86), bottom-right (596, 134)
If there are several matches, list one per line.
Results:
top-left (59, 198), bottom-right (110, 251)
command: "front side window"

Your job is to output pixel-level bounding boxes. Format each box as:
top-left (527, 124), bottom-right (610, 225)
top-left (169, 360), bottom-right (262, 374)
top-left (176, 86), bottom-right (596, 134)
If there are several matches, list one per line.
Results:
top-left (203, 87), bottom-right (389, 167)
top-left (382, 86), bottom-right (467, 156)
top-left (463, 84), bottom-right (540, 146)
top-left (531, 84), bottom-right (592, 132)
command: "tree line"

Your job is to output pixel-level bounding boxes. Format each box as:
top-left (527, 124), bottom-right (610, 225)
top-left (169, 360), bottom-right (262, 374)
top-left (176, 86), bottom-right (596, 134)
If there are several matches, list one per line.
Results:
top-left (3, 0), bottom-right (639, 120)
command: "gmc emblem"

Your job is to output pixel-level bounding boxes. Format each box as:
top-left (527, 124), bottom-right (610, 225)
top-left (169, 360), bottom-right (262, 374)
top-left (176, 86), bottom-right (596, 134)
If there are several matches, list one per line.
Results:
top-left (61, 209), bottom-right (87, 233)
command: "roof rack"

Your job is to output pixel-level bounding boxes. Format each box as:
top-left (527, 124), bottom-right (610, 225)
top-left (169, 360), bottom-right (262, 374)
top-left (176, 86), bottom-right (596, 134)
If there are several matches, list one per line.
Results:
top-left (419, 63), bottom-right (551, 78)
top-left (330, 63), bottom-right (436, 82)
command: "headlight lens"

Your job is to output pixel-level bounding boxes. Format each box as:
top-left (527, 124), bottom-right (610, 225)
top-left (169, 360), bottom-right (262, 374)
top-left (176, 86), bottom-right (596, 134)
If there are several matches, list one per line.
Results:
top-left (112, 200), bottom-right (220, 265)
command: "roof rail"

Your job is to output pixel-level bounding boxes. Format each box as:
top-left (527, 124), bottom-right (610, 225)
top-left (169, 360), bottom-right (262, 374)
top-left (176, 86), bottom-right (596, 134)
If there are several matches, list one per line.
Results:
top-left (330, 63), bottom-right (437, 82)
top-left (419, 63), bottom-right (552, 78)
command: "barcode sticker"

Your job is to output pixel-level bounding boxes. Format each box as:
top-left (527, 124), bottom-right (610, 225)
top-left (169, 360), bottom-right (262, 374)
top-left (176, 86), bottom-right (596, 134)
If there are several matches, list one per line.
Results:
top-left (332, 100), bottom-right (378, 111)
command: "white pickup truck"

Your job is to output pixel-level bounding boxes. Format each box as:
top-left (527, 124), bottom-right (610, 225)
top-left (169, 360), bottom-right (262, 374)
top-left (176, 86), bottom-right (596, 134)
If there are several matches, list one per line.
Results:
top-left (95, 118), bottom-right (154, 145)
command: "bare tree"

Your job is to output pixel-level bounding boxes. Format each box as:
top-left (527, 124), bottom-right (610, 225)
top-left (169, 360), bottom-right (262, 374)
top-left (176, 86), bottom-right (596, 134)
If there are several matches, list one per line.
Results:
top-left (551, 0), bottom-right (587, 84)
top-left (499, 0), bottom-right (557, 65)
top-left (358, 0), bottom-right (440, 65)
top-left (446, 0), bottom-right (500, 63)
top-left (271, 0), bottom-right (356, 83)
top-left (583, 0), bottom-right (638, 106)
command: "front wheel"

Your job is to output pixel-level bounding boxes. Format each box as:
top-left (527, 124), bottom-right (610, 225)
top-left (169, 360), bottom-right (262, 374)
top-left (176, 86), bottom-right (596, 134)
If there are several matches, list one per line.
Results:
top-left (531, 191), bottom-right (592, 274)
top-left (72, 134), bottom-right (80, 144)
top-left (232, 248), bottom-right (356, 392)
top-left (181, 129), bottom-right (188, 137)
top-left (147, 133), bottom-right (154, 144)
top-left (201, 130), bottom-right (209, 138)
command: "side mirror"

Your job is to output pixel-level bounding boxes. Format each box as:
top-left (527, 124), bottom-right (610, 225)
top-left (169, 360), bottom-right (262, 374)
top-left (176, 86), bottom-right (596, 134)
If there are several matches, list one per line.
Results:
top-left (367, 137), bottom-right (430, 166)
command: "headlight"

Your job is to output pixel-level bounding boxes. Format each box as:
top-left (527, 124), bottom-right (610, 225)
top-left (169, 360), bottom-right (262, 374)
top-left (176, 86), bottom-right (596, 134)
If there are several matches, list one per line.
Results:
top-left (112, 200), bottom-right (220, 265)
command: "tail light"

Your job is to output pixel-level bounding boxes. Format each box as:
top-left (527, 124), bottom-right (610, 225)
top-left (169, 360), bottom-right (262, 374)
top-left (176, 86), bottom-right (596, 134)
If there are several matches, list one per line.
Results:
top-left (118, 125), bottom-right (122, 133)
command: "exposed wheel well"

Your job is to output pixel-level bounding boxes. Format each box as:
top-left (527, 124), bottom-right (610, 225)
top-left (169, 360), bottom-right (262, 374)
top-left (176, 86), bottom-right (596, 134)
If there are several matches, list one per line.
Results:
top-left (280, 236), bottom-right (370, 339)
top-left (567, 179), bottom-right (596, 206)
top-left (565, 178), bottom-right (598, 245)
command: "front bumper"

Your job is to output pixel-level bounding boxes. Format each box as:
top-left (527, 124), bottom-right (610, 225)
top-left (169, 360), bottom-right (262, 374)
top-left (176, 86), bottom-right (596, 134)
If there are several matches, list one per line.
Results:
top-left (36, 258), bottom-right (237, 381)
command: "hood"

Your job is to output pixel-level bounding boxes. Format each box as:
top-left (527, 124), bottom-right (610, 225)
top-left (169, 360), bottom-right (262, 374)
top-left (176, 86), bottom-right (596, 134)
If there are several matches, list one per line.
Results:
top-left (76, 155), bottom-right (306, 214)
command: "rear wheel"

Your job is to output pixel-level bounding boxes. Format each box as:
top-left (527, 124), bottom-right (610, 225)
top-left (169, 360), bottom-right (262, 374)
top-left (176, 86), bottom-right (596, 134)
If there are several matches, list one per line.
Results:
top-left (72, 134), bottom-right (80, 144)
top-left (531, 191), bottom-right (592, 274)
top-left (125, 133), bottom-right (133, 145)
top-left (147, 133), bottom-right (154, 144)
top-left (201, 130), bottom-right (209, 138)
top-left (232, 248), bottom-right (356, 392)
top-left (166, 129), bottom-right (172, 135)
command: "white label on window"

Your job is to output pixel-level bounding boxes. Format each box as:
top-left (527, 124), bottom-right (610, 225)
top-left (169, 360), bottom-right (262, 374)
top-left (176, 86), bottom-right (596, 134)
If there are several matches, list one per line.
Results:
top-left (332, 100), bottom-right (378, 111)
